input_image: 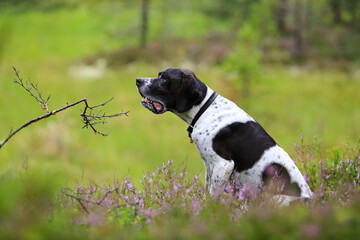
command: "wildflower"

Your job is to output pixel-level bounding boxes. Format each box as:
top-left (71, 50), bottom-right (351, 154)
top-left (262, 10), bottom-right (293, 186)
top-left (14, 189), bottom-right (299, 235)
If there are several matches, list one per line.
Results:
top-left (126, 183), bottom-right (133, 190)
top-left (75, 184), bottom-right (83, 191)
top-left (141, 208), bottom-right (156, 224)
top-left (304, 173), bottom-right (310, 182)
top-left (185, 186), bottom-right (193, 194)
top-left (173, 183), bottom-right (178, 192)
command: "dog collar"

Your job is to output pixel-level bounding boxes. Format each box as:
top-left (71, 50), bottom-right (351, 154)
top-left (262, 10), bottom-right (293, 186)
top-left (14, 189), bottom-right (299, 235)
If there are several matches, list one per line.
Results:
top-left (187, 91), bottom-right (218, 141)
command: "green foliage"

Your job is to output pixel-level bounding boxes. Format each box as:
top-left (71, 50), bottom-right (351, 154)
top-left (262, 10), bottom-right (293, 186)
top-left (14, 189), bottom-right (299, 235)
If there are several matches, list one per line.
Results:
top-left (294, 137), bottom-right (360, 203)
top-left (224, 23), bottom-right (261, 78)
top-left (223, 23), bottom-right (261, 98)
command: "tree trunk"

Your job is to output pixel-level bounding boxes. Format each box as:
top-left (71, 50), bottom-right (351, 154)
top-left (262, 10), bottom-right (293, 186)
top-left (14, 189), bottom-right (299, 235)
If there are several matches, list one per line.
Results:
top-left (329, 0), bottom-right (342, 24)
top-left (140, 0), bottom-right (149, 49)
top-left (293, 0), bottom-right (304, 59)
top-left (275, 0), bottom-right (288, 34)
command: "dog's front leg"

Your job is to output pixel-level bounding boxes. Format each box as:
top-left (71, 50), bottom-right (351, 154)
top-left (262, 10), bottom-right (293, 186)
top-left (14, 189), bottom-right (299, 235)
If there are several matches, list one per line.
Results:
top-left (208, 160), bottom-right (235, 195)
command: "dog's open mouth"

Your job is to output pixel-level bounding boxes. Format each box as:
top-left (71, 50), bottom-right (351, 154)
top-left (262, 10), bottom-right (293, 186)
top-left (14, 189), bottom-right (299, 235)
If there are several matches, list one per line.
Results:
top-left (141, 97), bottom-right (164, 114)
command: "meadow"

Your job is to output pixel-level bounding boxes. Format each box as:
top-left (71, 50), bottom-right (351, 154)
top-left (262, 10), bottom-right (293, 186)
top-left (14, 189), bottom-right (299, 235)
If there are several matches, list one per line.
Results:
top-left (0, 2), bottom-right (360, 239)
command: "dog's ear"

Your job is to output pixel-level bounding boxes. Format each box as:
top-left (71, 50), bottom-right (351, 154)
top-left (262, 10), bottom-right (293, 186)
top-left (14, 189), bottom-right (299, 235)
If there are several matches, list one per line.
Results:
top-left (175, 70), bottom-right (207, 113)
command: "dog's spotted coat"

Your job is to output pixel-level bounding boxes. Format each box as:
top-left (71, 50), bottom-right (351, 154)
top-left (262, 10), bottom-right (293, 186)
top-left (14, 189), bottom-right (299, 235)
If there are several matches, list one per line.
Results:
top-left (136, 68), bottom-right (312, 204)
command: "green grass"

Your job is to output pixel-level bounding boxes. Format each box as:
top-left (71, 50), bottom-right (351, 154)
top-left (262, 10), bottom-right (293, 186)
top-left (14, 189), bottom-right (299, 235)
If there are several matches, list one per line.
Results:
top-left (0, 4), bottom-right (359, 185)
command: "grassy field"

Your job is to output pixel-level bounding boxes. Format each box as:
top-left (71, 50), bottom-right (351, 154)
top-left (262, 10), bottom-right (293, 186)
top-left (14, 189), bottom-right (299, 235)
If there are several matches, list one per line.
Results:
top-left (0, 3), bottom-right (359, 239)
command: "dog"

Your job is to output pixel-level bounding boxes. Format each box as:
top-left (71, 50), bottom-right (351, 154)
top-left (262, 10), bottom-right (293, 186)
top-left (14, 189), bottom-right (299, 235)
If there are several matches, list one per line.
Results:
top-left (136, 68), bottom-right (312, 204)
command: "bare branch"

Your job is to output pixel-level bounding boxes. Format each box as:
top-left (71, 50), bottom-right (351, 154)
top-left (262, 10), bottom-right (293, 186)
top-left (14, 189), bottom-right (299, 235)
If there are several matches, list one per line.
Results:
top-left (12, 66), bottom-right (51, 113)
top-left (0, 68), bottom-right (129, 149)
top-left (62, 186), bottom-right (120, 215)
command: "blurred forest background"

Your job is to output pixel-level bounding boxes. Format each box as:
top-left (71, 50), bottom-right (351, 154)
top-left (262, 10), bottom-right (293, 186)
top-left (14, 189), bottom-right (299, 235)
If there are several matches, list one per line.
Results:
top-left (0, 0), bottom-right (359, 186)
top-left (0, 0), bottom-right (360, 239)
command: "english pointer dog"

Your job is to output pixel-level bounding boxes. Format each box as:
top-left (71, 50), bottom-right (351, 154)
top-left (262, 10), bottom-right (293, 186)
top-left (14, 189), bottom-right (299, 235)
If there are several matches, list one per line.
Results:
top-left (136, 68), bottom-right (312, 205)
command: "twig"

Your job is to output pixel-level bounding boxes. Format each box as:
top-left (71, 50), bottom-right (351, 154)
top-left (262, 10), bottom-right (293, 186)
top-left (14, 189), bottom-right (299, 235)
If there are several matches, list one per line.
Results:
top-left (12, 66), bottom-right (51, 113)
top-left (62, 186), bottom-right (120, 215)
top-left (0, 67), bottom-right (129, 149)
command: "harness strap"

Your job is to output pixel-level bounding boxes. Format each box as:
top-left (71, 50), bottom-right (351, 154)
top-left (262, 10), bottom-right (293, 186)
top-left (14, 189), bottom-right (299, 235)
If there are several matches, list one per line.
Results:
top-left (187, 91), bottom-right (218, 141)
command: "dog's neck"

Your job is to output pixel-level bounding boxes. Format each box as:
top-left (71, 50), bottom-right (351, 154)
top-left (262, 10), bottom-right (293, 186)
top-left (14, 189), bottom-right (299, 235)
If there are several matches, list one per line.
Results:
top-left (173, 87), bottom-right (214, 125)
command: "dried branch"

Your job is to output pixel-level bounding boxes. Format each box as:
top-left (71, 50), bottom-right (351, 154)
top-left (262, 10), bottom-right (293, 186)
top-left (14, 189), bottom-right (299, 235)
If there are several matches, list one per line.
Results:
top-left (12, 66), bottom-right (51, 113)
top-left (62, 186), bottom-right (121, 215)
top-left (0, 67), bottom-right (129, 149)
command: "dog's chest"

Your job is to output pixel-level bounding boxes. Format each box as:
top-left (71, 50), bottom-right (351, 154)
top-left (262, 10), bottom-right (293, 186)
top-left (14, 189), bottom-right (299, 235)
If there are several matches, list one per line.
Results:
top-left (190, 95), bottom-right (253, 162)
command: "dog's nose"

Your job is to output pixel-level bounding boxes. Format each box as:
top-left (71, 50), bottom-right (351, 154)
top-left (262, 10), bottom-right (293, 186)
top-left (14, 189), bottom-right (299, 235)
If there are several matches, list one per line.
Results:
top-left (136, 78), bottom-right (144, 87)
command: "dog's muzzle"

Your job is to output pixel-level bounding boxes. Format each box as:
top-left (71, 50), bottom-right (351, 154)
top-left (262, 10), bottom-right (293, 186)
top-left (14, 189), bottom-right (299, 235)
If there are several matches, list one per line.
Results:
top-left (136, 78), bottom-right (165, 114)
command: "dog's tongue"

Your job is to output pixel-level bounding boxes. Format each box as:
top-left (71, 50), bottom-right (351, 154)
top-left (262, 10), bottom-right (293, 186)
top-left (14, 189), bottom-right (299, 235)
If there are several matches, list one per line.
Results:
top-left (153, 101), bottom-right (163, 111)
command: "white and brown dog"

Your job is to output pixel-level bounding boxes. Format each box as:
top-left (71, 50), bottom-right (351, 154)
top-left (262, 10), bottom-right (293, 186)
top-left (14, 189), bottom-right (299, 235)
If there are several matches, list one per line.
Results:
top-left (136, 68), bottom-right (312, 204)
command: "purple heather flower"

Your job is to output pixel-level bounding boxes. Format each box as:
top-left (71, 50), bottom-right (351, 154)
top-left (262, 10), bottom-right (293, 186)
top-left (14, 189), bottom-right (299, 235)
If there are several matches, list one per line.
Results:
top-left (75, 184), bottom-right (83, 191)
top-left (186, 186), bottom-right (193, 194)
top-left (141, 209), bottom-right (156, 218)
top-left (173, 183), bottom-right (178, 192)
top-left (304, 173), bottom-right (310, 182)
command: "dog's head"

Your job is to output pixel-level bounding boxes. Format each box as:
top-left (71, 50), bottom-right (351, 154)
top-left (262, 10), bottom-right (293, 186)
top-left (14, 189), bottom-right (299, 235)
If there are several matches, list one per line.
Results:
top-left (136, 68), bottom-right (207, 114)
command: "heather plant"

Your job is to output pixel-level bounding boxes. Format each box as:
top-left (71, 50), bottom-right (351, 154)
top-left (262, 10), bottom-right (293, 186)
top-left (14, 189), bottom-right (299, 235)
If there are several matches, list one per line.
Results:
top-left (60, 160), bottom-right (208, 226)
top-left (59, 138), bottom-right (360, 234)
top-left (294, 136), bottom-right (360, 204)
top-left (1, 138), bottom-right (359, 239)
